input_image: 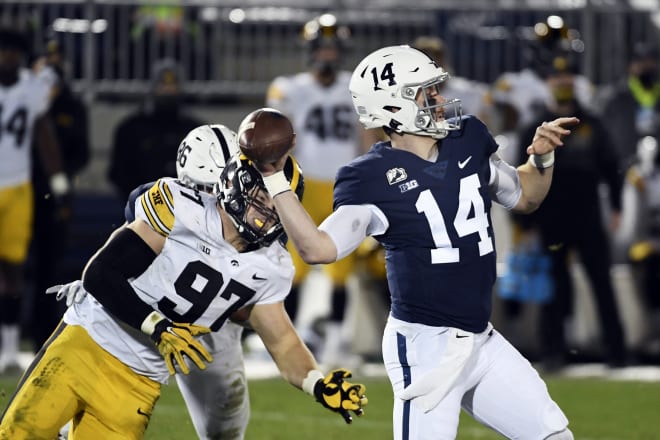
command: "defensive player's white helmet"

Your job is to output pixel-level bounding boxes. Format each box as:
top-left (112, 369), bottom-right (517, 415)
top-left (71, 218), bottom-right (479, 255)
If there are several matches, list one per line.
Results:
top-left (349, 45), bottom-right (462, 139)
top-left (176, 124), bottom-right (240, 193)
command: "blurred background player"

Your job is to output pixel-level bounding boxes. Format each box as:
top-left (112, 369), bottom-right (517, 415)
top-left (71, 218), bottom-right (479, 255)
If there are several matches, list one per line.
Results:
top-left (515, 51), bottom-right (627, 371)
top-left (489, 15), bottom-right (595, 140)
top-left (108, 58), bottom-right (204, 204)
top-left (266, 13), bottom-right (379, 366)
top-left (596, 42), bottom-right (660, 167)
top-left (0, 25), bottom-right (70, 374)
top-left (619, 135), bottom-right (660, 359)
top-left (28, 37), bottom-right (90, 351)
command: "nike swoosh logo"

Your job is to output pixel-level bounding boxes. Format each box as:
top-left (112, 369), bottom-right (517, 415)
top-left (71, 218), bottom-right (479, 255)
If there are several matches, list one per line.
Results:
top-left (458, 156), bottom-right (472, 169)
top-left (456, 334), bottom-right (470, 339)
top-left (252, 274), bottom-right (266, 281)
top-left (137, 408), bottom-right (152, 420)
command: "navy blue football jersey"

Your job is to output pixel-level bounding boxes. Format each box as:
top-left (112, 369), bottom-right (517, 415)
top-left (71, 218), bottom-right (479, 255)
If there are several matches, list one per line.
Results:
top-left (334, 116), bottom-right (499, 332)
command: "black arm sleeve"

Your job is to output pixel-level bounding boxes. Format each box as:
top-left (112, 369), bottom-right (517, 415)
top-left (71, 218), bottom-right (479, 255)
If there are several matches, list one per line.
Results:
top-left (82, 228), bottom-right (159, 331)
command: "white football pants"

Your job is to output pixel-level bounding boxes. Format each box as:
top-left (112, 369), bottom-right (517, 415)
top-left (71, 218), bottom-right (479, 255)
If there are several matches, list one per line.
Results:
top-left (383, 315), bottom-right (569, 440)
top-left (176, 322), bottom-right (249, 440)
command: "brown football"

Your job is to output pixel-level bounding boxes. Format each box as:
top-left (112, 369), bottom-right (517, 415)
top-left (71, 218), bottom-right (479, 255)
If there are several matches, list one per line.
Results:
top-left (237, 108), bottom-right (295, 163)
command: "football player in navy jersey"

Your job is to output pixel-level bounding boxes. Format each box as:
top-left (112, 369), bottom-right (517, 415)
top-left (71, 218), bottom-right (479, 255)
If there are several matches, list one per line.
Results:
top-left (255, 45), bottom-right (579, 439)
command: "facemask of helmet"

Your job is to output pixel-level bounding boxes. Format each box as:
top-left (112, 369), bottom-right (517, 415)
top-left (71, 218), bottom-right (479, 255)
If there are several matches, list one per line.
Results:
top-left (311, 53), bottom-right (341, 78)
top-left (218, 155), bottom-right (304, 248)
top-left (349, 45), bottom-right (462, 139)
top-left (176, 124), bottom-right (240, 194)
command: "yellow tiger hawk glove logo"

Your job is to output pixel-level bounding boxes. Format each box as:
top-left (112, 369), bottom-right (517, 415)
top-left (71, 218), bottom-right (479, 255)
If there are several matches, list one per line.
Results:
top-left (314, 369), bottom-right (368, 424)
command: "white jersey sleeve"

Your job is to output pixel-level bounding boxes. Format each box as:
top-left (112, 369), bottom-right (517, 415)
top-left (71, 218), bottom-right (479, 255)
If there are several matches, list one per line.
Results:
top-left (319, 204), bottom-right (389, 260)
top-left (488, 153), bottom-right (522, 210)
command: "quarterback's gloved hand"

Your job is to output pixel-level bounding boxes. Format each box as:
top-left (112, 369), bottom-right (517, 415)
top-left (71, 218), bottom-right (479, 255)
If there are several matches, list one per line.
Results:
top-left (141, 311), bottom-right (213, 375)
top-left (312, 369), bottom-right (368, 424)
top-left (45, 280), bottom-right (87, 307)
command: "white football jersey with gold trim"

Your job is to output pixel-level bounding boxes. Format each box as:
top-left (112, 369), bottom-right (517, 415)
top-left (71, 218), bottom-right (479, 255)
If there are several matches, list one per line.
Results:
top-left (64, 178), bottom-right (293, 383)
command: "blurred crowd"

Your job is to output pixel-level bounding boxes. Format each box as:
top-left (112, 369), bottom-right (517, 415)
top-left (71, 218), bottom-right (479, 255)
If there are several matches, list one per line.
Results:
top-left (1, 12), bottom-right (659, 375)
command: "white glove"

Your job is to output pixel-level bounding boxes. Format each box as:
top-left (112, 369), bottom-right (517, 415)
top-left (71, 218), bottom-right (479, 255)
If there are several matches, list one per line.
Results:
top-left (46, 280), bottom-right (87, 307)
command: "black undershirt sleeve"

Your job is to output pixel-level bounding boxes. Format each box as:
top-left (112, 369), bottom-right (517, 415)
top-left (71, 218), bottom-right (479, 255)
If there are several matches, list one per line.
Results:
top-left (82, 227), bottom-right (159, 331)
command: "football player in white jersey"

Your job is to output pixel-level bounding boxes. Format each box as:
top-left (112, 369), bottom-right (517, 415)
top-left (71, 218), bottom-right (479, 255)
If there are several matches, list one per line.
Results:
top-left (0, 25), bottom-right (69, 373)
top-left (254, 45), bottom-right (578, 439)
top-left (0, 139), bottom-right (368, 438)
top-left (50, 124), bottom-right (253, 440)
top-left (266, 14), bottom-right (380, 365)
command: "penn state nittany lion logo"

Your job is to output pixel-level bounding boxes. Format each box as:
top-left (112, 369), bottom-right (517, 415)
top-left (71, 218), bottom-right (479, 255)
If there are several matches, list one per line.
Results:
top-left (386, 167), bottom-right (407, 185)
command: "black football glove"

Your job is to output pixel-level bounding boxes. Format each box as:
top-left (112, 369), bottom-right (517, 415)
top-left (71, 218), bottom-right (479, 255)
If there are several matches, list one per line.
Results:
top-left (313, 369), bottom-right (368, 424)
top-left (146, 315), bottom-right (213, 375)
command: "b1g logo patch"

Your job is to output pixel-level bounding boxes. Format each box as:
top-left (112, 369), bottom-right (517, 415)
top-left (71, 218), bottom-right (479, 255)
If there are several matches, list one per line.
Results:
top-left (386, 167), bottom-right (407, 185)
top-left (399, 180), bottom-right (419, 193)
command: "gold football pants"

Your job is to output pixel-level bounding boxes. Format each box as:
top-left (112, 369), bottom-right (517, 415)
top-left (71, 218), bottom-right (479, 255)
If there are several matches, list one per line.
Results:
top-left (0, 181), bottom-right (33, 263)
top-left (0, 322), bottom-right (161, 440)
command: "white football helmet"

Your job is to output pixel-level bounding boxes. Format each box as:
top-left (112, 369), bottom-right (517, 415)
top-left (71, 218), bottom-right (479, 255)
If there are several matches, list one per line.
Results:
top-left (176, 124), bottom-right (240, 193)
top-left (349, 45), bottom-right (462, 139)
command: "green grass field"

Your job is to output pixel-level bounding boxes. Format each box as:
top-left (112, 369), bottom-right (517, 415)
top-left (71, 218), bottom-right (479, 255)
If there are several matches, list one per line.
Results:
top-left (2, 373), bottom-right (659, 439)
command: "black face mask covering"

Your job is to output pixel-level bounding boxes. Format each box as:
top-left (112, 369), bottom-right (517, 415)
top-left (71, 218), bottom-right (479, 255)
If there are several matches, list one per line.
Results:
top-left (638, 69), bottom-right (658, 90)
top-left (152, 95), bottom-right (181, 116)
top-left (314, 60), bottom-right (339, 79)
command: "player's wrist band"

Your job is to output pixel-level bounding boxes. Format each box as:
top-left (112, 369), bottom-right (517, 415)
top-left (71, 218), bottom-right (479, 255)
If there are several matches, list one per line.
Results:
top-left (529, 151), bottom-right (555, 169)
top-left (262, 171), bottom-right (291, 197)
top-left (302, 369), bottom-right (325, 396)
top-left (141, 311), bottom-right (166, 336)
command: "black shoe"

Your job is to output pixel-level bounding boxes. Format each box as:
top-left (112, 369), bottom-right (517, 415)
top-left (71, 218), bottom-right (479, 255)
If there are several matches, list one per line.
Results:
top-left (1, 361), bottom-right (24, 377)
top-left (541, 353), bottom-right (566, 374)
top-left (607, 351), bottom-right (635, 369)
